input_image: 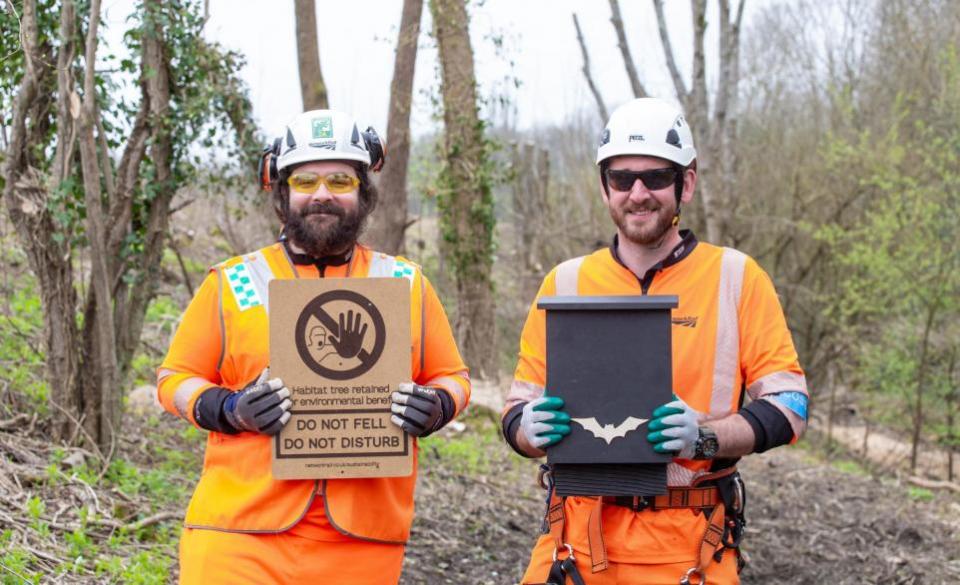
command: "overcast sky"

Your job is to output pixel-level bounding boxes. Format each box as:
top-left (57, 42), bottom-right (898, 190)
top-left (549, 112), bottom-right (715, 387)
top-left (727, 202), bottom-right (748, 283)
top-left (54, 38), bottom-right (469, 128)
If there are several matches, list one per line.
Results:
top-left (100, 0), bottom-right (758, 140)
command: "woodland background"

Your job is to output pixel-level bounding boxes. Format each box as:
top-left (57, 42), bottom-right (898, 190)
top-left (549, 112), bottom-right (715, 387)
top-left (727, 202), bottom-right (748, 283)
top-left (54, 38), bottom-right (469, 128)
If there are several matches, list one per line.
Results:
top-left (0, 0), bottom-right (957, 583)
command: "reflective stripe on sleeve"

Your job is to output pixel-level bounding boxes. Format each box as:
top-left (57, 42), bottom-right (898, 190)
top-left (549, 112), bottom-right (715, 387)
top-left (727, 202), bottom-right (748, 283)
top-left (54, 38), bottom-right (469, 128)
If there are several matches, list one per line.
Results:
top-left (157, 368), bottom-right (176, 385)
top-left (746, 370), bottom-right (808, 400)
top-left (709, 248), bottom-right (747, 417)
top-left (504, 379), bottom-right (545, 412)
top-left (554, 256), bottom-right (585, 296)
top-left (173, 377), bottom-right (214, 420)
top-left (424, 370), bottom-right (470, 414)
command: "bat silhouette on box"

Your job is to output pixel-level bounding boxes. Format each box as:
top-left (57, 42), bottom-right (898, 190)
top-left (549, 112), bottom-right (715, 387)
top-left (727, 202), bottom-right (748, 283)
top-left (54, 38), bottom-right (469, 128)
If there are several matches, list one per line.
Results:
top-left (571, 417), bottom-right (649, 445)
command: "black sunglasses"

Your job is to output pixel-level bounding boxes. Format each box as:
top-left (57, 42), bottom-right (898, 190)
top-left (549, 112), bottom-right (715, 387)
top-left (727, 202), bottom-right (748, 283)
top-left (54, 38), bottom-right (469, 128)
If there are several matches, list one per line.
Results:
top-left (605, 167), bottom-right (681, 192)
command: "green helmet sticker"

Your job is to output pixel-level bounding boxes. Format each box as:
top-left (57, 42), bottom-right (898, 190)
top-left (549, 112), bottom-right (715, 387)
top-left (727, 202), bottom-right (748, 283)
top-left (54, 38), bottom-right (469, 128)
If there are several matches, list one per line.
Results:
top-left (311, 117), bottom-right (333, 139)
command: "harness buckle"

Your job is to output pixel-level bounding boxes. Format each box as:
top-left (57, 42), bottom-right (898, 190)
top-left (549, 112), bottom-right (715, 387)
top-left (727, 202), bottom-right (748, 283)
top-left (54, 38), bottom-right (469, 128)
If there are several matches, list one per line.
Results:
top-left (680, 566), bottom-right (704, 585)
top-left (538, 464), bottom-right (554, 491)
top-left (552, 543), bottom-right (575, 563)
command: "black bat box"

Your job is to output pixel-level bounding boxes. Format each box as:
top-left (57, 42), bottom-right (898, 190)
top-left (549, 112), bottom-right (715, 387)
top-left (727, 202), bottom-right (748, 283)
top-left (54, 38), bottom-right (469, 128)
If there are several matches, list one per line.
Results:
top-left (540, 295), bottom-right (678, 497)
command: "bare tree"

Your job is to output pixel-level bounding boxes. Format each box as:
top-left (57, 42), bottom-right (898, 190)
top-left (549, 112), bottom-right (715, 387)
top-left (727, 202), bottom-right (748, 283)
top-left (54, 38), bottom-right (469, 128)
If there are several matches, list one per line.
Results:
top-left (294, 0), bottom-right (329, 110)
top-left (366, 0), bottom-right (423, 254)
top-left (572, 13), bottom-right (608, 122)
top-left (430, 0), bottom-right (497, 379)
top-left (652, 0), bottom-right (746, 243)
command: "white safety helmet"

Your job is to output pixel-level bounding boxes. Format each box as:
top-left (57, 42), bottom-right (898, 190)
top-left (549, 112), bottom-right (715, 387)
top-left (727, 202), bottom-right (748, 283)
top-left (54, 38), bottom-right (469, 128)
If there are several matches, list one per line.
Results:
top-left (275, 109), bottom-right (384, 172)
top-left (596, 98), bottom-right (696, 167)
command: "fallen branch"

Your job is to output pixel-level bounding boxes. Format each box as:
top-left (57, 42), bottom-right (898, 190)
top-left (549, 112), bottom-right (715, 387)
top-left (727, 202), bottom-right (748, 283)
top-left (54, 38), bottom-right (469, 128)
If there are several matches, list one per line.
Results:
top-left (908, 476), bottom-right (960, 494)
top-left (0, 413), bottom-right (31, 431)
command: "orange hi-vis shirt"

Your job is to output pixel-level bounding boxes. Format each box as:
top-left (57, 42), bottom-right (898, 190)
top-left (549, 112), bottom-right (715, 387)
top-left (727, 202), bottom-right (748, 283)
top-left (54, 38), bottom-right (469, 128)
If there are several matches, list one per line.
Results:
top-left (158, 242), bottom-right (469, 543)
top-left (504, 232), bottom-right (807, 564)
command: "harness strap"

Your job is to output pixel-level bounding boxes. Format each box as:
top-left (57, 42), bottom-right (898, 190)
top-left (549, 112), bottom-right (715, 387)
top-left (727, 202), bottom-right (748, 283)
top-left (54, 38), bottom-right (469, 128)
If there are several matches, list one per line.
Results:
top-left (586, 498), bottom-right (608, 572)
top-left (680, 502), bottom-right (726, 585)
top-left (602, 485), bottom-right (721, 511)
top-left (540, 463), bottom-right (744, 583)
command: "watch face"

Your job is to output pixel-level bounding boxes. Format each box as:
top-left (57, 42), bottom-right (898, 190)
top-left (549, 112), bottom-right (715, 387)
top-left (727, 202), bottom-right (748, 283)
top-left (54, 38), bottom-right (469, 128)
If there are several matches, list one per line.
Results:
top-left (701, 437), bottom-right (719, 458)
top-left (696, 428), bottom-right (719, 459)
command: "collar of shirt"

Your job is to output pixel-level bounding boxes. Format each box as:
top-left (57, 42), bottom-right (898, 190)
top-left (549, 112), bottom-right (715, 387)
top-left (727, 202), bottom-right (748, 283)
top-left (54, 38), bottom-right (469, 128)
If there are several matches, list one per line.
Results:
top-left (609, 229), bottom-right (698, 293)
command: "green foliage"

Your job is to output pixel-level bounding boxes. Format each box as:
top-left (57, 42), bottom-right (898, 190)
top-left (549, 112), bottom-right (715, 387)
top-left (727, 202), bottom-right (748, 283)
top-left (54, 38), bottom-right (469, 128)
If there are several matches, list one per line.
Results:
top-left (25, 496), bottom-right (49, 538)
top-left (0, 275), bottom-right (48, 415)
top-left (103, 458), bottom-right (183, 506)
top-left (813, 46), bottom-right (960, 458)
top-left (0, 546), bottom-right (41, 585)
top-left (906, 486), bottom-right (934, 502)
top-left (93, 550), bottom-right (171, 584)
top-left (831, 458), bottom-right (869, 477)
top-left (420, 408), bottom-right (511, 476)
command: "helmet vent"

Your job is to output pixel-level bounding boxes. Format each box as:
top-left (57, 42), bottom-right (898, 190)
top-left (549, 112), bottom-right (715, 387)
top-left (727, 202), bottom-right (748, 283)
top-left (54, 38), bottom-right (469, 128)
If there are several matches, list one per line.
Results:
top-left (665, 129), bottom-right (681, 148)
top-left (286, 128), bottom-right (297, 149)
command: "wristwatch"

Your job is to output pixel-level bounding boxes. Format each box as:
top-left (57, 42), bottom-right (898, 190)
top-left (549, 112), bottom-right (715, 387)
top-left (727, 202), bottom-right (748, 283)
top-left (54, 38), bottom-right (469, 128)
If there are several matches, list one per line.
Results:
top-left (693, 427), bottom-right (719, 459)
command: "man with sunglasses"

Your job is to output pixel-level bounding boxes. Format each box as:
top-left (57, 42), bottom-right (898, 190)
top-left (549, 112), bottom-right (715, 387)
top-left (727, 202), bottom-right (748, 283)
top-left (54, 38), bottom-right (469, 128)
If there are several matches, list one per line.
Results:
top-left (158, 109), bottom-right (470, 584)
top-left (502, 98), bottom-right (809, 584)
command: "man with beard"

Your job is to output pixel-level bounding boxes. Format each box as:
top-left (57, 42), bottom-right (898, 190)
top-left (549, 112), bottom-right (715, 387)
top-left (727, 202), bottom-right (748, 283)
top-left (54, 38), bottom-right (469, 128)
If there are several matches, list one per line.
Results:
top-left (157, 109), bottom-right (470, 584)
top-left (501, 98), bottom-right (808, 584)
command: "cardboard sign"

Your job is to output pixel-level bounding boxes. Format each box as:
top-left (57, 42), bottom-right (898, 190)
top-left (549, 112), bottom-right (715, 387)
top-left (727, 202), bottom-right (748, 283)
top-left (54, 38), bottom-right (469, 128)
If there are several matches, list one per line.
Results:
top-left (270, 278), bottom-right (412, 479)
top-left (540, 295), bottom-right (678, 496)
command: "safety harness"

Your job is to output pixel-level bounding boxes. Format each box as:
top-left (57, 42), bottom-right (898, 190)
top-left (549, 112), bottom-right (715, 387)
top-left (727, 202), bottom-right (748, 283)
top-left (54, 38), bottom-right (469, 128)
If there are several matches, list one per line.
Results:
top-left (538, 464), bottom-right (747, 585)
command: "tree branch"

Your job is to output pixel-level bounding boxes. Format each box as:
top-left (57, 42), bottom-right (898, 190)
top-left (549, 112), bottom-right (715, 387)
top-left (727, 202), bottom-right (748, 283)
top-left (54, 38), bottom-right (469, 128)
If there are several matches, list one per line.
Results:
top-left (573, 13), bottom-right (608, 122)
top-left (654, 0), bottom-right (687, 100)
top-left (608, 0), bottom-right (646, 98)
top-left (51, 0), bottom-right (77, 184)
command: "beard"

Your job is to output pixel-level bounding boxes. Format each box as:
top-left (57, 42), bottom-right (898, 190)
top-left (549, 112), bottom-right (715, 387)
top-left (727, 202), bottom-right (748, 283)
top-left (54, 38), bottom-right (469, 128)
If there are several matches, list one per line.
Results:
top-left (285, 200), bottom-right (368, 257)
top-left (609, 197), bottom-right (677, 247)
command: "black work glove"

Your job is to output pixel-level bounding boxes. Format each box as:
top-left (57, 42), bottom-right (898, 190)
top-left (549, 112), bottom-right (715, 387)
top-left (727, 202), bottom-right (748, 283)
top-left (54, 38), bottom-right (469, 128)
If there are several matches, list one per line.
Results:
top-left (221, 372), bottom-right (293, 436)
top-left (389, 383), bottom-right (453, 438)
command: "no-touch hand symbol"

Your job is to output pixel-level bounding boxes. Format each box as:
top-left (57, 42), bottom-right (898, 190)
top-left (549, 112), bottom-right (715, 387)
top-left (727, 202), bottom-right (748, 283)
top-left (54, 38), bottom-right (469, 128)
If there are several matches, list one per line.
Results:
top-left (295, 290), bottom-right (386, 380)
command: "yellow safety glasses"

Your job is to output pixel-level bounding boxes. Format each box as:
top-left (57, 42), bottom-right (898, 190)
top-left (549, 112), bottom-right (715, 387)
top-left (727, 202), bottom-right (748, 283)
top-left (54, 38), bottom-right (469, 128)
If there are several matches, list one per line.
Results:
top-left (287, 172), bottom-right (360, 195)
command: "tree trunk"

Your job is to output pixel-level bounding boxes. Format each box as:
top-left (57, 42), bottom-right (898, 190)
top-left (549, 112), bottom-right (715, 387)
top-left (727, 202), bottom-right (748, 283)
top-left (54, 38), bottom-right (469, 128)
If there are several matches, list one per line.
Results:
top-left (77, 0), bottom-right (121, 452)
top-left (946, 349), bottom-right (957, 482)
top-left (431, 0), bottom-right (497, 379)
top-left (911, 302), bottom-right (938, 472)
top-left (651, 0), bottom-right (746, 245)
top-left (366, 0), bottom-right (423, 254)
top-left (117, 0), bottom-right (175, 377)
top-left (2, 0), bottom-right (83, 443)
top-left (826, 364), bottom-right (836, 449)
top-left (294, 0), bottom-right (329, 110)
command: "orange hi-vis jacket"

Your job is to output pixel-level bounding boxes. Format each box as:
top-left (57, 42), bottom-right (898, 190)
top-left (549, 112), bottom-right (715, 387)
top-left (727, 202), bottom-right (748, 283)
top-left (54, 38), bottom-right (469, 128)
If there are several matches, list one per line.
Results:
top-left (158, 242), bottom-right (469, 543)
top-left (504, 232), bottom-right (807, 564)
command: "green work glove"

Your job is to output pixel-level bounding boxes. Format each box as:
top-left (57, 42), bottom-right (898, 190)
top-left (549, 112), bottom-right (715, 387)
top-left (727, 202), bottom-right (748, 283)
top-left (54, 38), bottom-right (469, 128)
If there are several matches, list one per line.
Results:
top-left (520, 396), bottom-right (571, 449)
top-left (646, 395), bottom-right (701, 458)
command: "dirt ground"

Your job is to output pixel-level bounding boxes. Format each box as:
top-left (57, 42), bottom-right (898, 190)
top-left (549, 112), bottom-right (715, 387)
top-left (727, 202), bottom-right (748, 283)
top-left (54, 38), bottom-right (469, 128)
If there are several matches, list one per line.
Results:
top-left (403, 409), bottom-right (960, 585)
top-left (1, 400), bottom-right (957, 584)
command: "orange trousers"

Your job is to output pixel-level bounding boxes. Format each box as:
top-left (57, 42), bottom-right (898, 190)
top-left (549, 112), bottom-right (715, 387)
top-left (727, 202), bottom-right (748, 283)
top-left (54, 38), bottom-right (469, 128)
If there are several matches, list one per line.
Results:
top-left (520, 534), bottom-right (740, 585)
top-left (178, 526), bottom-right (405, 584)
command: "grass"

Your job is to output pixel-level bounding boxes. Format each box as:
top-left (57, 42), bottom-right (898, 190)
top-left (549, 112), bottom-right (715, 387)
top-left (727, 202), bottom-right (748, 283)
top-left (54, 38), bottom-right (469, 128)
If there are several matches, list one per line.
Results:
top-left (419, 406), bottom-right (525, 478)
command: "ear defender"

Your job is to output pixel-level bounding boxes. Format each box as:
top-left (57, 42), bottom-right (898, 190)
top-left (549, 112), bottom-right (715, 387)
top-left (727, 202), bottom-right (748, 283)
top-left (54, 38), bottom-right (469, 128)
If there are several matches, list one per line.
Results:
top-left (258, 137), bottom-right (282, 190)
top-left (361, 126), bottom-right (386, 172)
